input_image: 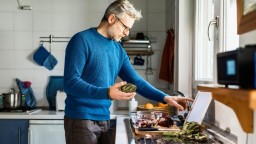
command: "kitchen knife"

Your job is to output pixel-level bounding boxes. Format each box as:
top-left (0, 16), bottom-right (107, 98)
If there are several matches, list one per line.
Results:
top-left (138, 127), bottom-right (158, 131)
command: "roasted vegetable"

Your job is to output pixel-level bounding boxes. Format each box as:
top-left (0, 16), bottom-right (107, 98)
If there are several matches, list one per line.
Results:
top-left (182, 121), bottom-right (201, 134)
top-left (158, 116), bottom-right (174, 127)
top-left (120, 83), bottom-right (137, 93)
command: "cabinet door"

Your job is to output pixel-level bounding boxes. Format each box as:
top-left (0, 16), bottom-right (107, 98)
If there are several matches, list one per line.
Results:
top-left (0, 119), bottom-right (28, 144)
top-left (29, 120), bottom-right (65, 144)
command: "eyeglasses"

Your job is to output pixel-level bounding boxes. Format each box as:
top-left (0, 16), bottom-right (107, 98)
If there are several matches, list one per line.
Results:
top-left (115, 16), bottom-right (131, 32)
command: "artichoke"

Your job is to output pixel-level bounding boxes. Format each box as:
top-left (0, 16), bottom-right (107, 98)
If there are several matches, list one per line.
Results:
top-left (120, 83), bottom-right (137, 93)
top-left (162, 121), bottom-right (208, 142)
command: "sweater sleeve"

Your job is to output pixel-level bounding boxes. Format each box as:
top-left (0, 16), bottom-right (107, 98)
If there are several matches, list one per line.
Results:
top-left (118, 54), bottom-right (167, 103)
top-left (64, 33), bottom-right (109, 99)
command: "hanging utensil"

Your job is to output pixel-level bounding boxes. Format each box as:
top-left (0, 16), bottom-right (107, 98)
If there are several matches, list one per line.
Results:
top-left (145, 55), bottom-right (153, 75)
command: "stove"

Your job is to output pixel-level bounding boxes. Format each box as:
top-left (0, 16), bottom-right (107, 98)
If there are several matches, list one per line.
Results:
top-left (0, 106), bottom-right (36, 113)
top-left (0, 109), bottom-right (26, 112)
top-left (0, 107), bottom-right (27, 112)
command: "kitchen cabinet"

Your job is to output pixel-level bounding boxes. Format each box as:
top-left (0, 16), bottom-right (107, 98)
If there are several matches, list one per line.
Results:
top-left (29, 119), bottom-right (116, 144)
top-left (0, 110), bottom-right (120, 144)
top-left (197, 84), bottom-right (254, 133)
top-left (29, 120), bottom-right (65, 144)
top-left (0, 119), bottom-right (28, 144)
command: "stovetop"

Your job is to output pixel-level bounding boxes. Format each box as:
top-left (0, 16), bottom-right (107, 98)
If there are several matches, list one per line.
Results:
top-left (0, 107), bottom-right (34, 113)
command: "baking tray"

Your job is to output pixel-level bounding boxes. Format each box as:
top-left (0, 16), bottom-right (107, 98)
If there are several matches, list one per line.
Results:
top-left (130, 111), bottom-right (180, 135)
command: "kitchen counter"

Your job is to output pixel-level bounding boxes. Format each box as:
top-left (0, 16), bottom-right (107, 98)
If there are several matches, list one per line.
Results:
top-left (115, 115), bottom-right (133, 144)
top-left (0, 109), bottom-right (131, 144)
top-left (0, 110), bottom-right (237, 144)
top-left (0, 109), bottom-right (64, 119)
top-left (0, 109), bottom-right (129, 119)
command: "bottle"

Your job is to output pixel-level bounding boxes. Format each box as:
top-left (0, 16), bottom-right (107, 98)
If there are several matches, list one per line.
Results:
top-left (0, 95), bottom-right (3, 109)
top-left (129, 97), bottom-right (138, 113)
top-left (21, 94), bottom-right (26, 108)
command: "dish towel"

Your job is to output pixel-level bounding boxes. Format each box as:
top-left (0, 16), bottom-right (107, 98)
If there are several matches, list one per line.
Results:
top-left (33, 44), bottom-right (58, 70)
top-left (33, 45), bottom-right (50, 66)
top-left (159, 29), bottom-right (175, 84)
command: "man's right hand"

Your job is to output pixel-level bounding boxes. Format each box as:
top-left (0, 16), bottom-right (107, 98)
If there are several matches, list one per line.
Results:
top-left (108, 81), bottom-right (136, 100)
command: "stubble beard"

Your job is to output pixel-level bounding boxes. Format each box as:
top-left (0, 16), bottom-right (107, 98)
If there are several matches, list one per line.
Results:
top-left (107, 25), bottom-right (122, 42)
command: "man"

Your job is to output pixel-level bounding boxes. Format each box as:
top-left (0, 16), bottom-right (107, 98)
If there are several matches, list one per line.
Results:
top-left (63, 0), bottom-right (193, 144)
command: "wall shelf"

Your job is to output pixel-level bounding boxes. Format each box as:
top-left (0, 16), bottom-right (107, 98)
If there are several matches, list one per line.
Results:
top-left (121, 39), bottom-right (154, 75)
top-left (121, 40), bottom-right (153, 55)
top-left (121, 40), bottom-right (150, 44)
top-left (125, 50), bottom-right (154, 56)
top-left (197, 84), bottom-right (254, 133)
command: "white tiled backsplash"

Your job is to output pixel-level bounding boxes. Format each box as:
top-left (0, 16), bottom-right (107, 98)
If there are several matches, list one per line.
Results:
top-left (0, 0), bottom-right (174, 107)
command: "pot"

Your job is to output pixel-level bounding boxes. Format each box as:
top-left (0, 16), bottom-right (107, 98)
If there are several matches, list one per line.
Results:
top-left (2, 88), bottom-right (21, 109)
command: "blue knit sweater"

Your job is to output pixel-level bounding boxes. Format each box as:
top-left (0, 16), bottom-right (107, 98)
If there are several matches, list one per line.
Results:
top-left (64, 28), bottom-right (167, 120)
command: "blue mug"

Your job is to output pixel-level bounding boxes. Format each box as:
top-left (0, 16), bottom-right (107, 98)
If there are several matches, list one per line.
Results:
top-left (134, 55), bottom-right (144, 66)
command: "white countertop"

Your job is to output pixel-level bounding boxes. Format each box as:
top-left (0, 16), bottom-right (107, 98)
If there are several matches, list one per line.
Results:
top-left (0, 109), bottom-right (237, 144)
top-left (0, 109), bottom-right (65, 119)
top-left (0, 109), bottom-right (129, 119)
top-left (0, 109), bottom-right (131, 144)
top-left (115, 115), bottom-right (134, 144)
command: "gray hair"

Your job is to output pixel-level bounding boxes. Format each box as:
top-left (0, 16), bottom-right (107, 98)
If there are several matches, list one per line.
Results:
top-left (102, 0), bottom-right (142, 21)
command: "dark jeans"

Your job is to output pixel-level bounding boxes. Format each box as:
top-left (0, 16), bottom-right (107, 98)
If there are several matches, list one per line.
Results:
top-left (64, 116), bottom-right (110, 144)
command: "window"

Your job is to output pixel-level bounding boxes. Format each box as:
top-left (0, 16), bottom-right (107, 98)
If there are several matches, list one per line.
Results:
top-left (194, 0), bottom-right (215, 82)
top-left (193, 0), bottom-right (239, 87)
top-left (224, 0), bottom-right (239, 51)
